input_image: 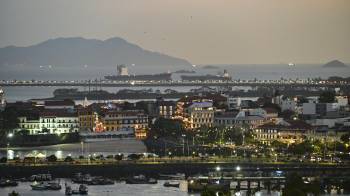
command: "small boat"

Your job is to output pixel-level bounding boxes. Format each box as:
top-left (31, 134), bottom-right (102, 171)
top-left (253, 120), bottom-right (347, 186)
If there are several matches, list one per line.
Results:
top-left (90, 178), bottom-right (114, 185)
top-left (78, 184), bottom-right (88, 195)
top-left (30, 182), bottom-right (47, 190)
top-left (46, 182), bottom-right (61, 190)
top-left (159, 173), bottom-right (185, 180)
top-left (66, 184), bottom-right (88, 195)
top-left (163, 181), bottom-right (180, 188)
top-left (65, 186), bottom-right (72, 195)
top-left (29, 174), bottom-right (52, 182)
top-left (125, 175), bottom-right (157, 184)
top-left (72, 173), bottom-right (92, 184)
top-left (8, 191), bottom-right (19, 196)
top-left (0, 179), bottom-right (18, 187)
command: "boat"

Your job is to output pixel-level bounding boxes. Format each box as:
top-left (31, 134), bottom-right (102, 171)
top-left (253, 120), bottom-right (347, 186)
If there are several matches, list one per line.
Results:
top-left (46, 182), bottom-right (62, 190)
top-left (125, 175), bottom-right (157, 184)
top-left (163, 181), bottom-right (180, 188)
top-left (88, 177), bottom-right (114, 185)
top-left (29, 174), bottom-right (52, 181)
top-left (105, 65), bottom-right (172, 81)
top-left (0, 179), bottom-right (18, 187)
top-left (77, 184), bottom-right (88, 194)
top-left (159, 173), bottom-right (185, 180)
top-left (72, 173), bottom-right (93, 184)
top-left (65, 186), bottom-right (72, 195)
top-left (30, 181), bottom-right (61, 191)
top-left (8, 191), bottom-right (19, 196)
top-left (30, 182), bottom-right (47, 190)
top-left (187, 178), bottom-right (230, 193)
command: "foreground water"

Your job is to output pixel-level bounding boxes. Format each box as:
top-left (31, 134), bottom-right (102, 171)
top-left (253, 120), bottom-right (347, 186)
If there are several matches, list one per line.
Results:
top-left (0, 179), bottom-right (284, 196)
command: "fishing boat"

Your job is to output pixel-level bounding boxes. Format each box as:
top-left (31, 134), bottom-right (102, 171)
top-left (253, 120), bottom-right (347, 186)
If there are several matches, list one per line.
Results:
top-left (65, 186), bottom-right (72, 195)
top-left (0, 179), bottom-right (18, 187)
top-left (163, 181), bottom-right (180, 188)
top-left (30, 182), bottom-right (47, 190)
top-left (66, 184), bottom-right (88, 195)
top-left (125, 175), bottom-right (157, 184)
top-left (8, 191), bottom-right (19, 196)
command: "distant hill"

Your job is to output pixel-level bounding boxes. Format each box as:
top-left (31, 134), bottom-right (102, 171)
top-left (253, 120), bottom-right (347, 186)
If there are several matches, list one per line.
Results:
top-left (323, 60), bottom-right (348, 68)
top-left (0, 37), bottom-right (191, 67)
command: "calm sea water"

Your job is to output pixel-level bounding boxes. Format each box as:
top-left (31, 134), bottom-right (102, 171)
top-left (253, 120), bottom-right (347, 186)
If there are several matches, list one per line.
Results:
top-left (1, 64), bottom-right (349, 102)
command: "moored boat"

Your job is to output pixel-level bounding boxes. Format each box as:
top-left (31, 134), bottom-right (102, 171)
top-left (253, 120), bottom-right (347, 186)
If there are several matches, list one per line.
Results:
top-left (30, 182), bottom-right (47, 190)
top-left (163, 181), bottom-right (180, 188)
top-left (125, 175), bottom-right (157, 184)
top-left (8, 191), bottom-right (20, 196)
top-left (0, 179), bottom-right (18, 187)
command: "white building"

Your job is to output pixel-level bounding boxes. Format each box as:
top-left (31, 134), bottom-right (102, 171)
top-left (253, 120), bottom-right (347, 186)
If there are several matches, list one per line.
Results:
top-left (18, 110), bottom-right (79, 135)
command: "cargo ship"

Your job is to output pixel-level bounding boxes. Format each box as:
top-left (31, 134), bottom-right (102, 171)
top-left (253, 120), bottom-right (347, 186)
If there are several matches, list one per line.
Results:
top-left (104, 65), bottom-right (172, 81)
top-left (181, 70), bottom-right (232, 81)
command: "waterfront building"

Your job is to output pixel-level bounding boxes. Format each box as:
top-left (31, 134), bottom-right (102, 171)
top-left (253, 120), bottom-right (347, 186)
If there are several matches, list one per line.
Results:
top-left (101, 109), bottom-right (148, 138)
top-left (18, 109), bottom-right (79, 135)
top-left (254, 119), bottom-right (313, 145)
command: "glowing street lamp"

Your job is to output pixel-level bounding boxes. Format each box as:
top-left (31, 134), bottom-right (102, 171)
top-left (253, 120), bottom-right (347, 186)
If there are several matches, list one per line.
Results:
top-left (216, 166), bottom-right (221, 171)
top-left (7, 133), bottom-right (13, 138)
top-left (236, 166), bottom-right (241, 171)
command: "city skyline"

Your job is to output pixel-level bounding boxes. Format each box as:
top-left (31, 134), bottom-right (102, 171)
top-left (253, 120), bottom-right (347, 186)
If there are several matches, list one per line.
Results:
top-left (0, 0), bottom-right (349, 64)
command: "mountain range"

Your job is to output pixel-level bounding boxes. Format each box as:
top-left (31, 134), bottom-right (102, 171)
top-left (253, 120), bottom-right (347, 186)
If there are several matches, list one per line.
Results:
top-left (0, 37), bottom-right (191, 67)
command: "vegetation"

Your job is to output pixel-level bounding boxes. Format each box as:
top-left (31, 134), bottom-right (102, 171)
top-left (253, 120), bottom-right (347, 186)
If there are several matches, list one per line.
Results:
top-left (64, 156), bottom-right (74, 162)
top-left (47, 154), bottom-right (58, 162)
top-left (0, 157), bottom-right (7, 163)
top-left (319, 91), bottom-right (335, 103)
top-left (150, 118), bottom-right (185, 137)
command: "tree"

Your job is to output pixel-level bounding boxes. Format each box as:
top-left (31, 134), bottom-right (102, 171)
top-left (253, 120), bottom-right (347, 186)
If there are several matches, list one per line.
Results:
top-left (151, 118), bottom-right (185, 137)
top-left (319, 91), bottom-right (335, 103)
top-left (47, 154), bottom-right (57, 162)
top-left (341, 133), bottom-right (350, 143)
top-left (128, 153), bottom-right (141, 160)
top-left (64, 156), bottom-right (74, 162)
top-left (115, 154), bottom-right (124, 161)
top-left (0, 157), bottom-right (7, 163)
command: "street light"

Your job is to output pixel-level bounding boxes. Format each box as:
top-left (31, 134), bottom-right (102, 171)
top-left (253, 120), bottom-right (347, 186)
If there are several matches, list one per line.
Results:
top-left (236, 165), bottom-right (241, 171)
top-left (7, 133), bottom-right (13, 138)
top-left (216, 166), bottom-right (221, 171)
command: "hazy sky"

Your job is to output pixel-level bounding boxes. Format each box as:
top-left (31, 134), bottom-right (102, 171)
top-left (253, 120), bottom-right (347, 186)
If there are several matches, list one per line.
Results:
top-left (0, 0), bottom-right (349, 64)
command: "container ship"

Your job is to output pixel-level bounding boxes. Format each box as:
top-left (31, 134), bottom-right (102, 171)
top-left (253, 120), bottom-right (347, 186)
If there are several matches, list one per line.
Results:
top-left (104, 65), bottom-right (172, 81)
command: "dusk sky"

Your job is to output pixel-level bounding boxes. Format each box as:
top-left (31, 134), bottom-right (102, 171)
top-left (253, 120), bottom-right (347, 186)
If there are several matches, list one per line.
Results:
top-left (0, 0), bottom-right (349, 64)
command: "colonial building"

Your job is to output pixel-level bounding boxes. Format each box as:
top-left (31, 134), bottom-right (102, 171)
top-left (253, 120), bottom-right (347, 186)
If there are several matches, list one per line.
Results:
top-left (254, 120), bottom-right (313, 145)
top-left (214, 111), bottom-right (265, 129)
top-left (181, 100), bottom-right (214, 129)
top-left (101, 109), bottom-right (148, 138)
top-left (18, 109), bottom-right (79, 135)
